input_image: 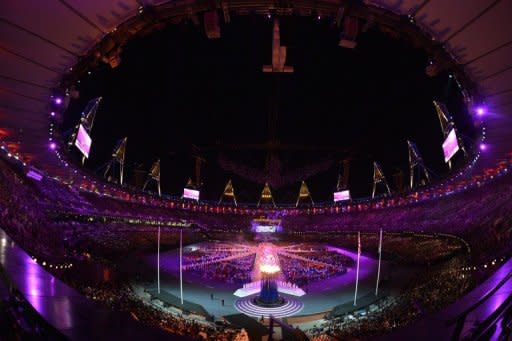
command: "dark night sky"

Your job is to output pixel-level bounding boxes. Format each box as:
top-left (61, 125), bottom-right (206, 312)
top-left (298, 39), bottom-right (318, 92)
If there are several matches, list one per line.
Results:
top-left (64, 15), bottom-right (475, 204)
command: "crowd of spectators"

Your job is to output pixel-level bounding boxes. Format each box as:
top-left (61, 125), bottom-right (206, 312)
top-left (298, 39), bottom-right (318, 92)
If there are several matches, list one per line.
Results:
top-left (277, 245), bottom-right (354, 286)
top-left (78, 283), bottom-right (241, 340)
top-left (46, 150), bottom-right (512, 219)
top-left (187, 255), bottom-right (255, 285)
top-left (306, 233), bottom-right (466, 265)
top-left (1, 148), bottom-right (512, 340)
top-left (181, 242), bottom-right (355, 287)
top-left (0, 159), bottom-right (66, 261)
top-left (307, 256), bottom-right (471, 340)
top-left (183, 245), bottom-right (255, 285)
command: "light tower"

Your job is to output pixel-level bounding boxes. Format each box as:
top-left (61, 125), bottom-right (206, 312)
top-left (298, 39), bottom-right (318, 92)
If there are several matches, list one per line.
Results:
top-left (295, 180), bottom-right (314, 207)
top-left (257, 182), bottom-right (276, 208)
top-left (433, 100), bottom-right (451, 135)
top-left (372, 162), bottom-right (391, 198)
top-left (433, 101), bottom-right (467, 168)
top-left (69, 97), bottom-right (102, 164)
top-left (143, 159), bottom-right (161, 196)
top-left (219, 179), bottom-right (237, 206)
top-left (407, 140), bottom-right (430, 189)
top-left (104, 137), bottom-right (127, 185)
top-left (336, 159), bottom-right (351, 192)
top-left (192, 154), bottom-right (206, 188)
top-left (79, 97), bottom-right (101, 132)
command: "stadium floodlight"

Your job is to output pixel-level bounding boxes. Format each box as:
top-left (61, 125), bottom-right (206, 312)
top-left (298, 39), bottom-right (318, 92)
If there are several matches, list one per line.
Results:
top-left (475, 106), bottom-right (486, 117)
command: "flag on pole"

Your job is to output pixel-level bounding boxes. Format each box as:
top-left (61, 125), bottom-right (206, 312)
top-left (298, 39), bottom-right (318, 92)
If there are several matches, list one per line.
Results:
top-left (358, 232), bottom-right (361, 255)
top-left (354, 231), bottom-right (361, 306)
top-left (378, 229), bottom-right (382, 254)
top-left (180, 228), bottom-right (183, 305)
top-left (376, 229), bottom-right (383, 296)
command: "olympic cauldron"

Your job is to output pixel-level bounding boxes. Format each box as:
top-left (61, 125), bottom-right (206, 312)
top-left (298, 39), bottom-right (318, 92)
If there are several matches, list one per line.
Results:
top-left (253, 252), bottom-right (286, 307)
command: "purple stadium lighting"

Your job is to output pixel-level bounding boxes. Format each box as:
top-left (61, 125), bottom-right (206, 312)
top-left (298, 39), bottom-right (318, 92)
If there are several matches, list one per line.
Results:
top-left (54, 97), bottom-right (63, 105)
top-left (50, 111), bottom-right (56, 117)
top-left (479, 143), bottom-right (487, 151)
top-left (49, 142), bottom-right (56, 150)
top-left (475, 106), bottom-right (486, 117)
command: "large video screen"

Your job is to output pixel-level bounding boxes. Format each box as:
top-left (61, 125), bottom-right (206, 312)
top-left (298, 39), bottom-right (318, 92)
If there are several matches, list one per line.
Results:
top-left (183, 188), bottom-right (200, 201)
top-left (75, 124), bottom-right (92, 158)
top-left (255, 225), bottom-right (277, 233)
top-left (334, 190), bottom-right (351, 202)
top-left (442, 128), bottom-right (460, 163)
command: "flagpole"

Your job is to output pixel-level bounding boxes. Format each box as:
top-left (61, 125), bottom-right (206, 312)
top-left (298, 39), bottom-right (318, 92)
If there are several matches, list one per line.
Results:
top-left (180, 228), bottom-right (183, 305)
top-left (157, 225), bottom-right (160, 294)
top-left (354, 231), bottom-right (361, 306)
top-left (376, 228), bottom-right (382, 296)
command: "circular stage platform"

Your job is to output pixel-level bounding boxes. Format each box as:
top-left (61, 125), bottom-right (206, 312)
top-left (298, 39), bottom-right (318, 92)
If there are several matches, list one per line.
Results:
top-left (235, 295), bottom-right (304, 318)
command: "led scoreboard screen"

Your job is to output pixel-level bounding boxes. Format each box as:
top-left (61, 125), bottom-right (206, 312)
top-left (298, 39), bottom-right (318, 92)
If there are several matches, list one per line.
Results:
top-left (333, 190), bottom-right (351, 202)
top-left (442, 128), bottom-right (460, 163)
top-left (254, 225), bottom-right (277, 233)
top-left (251, 218), bottom-right (282, 233)
top-left (74, 124), bottom-right (92, 158)
top-left (183, 188), bottom-right (200, 201)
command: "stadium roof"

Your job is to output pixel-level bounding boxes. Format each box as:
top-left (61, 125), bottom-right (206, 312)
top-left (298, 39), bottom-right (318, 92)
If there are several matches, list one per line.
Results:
top-left (1, 0), bottom-right (511, 174)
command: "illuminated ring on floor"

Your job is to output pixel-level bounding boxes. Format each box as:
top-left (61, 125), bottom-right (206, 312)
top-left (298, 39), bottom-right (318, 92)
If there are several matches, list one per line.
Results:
top-left (234, 296), bottom-right (304, 318)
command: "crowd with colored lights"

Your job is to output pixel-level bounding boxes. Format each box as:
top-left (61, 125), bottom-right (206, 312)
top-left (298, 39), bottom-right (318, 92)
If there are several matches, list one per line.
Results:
top-left (183, 246), bottom-right (255, 285)
top-left (47, 150), bottom-right (512, 218)
top-left (277, 245), bottom-right (355, 286)
top-left (2, 147), bottom-right (512, 340)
